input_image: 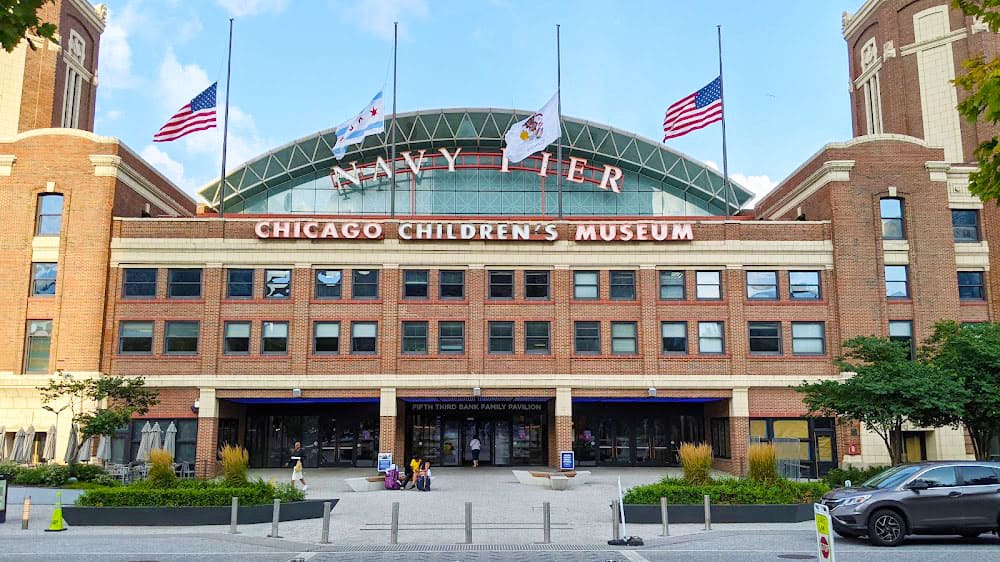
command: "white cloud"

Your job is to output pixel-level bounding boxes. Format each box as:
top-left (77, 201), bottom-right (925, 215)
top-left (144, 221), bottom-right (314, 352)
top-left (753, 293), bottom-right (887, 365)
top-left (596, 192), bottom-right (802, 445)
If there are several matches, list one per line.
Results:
top-left (216, 0), bottom-right (290, 17)
top-left (140, 144), bottom-right (190, 188)
top-left (97, 3), bottom-right (139, 89)
top-left (155, 48), bottom-right (213, 112)
top-left (703, 160), bottom-right (775, 208)
top-left (338, 0), bottom-right (429, 40)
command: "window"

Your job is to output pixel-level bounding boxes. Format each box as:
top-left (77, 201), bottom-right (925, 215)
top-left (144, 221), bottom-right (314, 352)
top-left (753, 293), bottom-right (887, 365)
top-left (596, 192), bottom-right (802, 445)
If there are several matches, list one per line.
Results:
top-left (401, 321), bottom-right (428, 354)
top-left (227, 269), bottom-right (254, 299)
top-left (314, 269), bottom-right (342, 299)
top-left (524, 271), bottom-right (550, 300)
top-left (696, 271), bottom-right (722, 299)
top-left (960, 465), bottom-right (1000, 486)
top-left (698, 321), bottom-right (724, 354)
top-left (659, 271), bottom-right (685, 300)
top-left (488, 270), bottom-right (514, 299)
top-left (261, 321), bottom-right (289, 354)
top-left (223, 322), bottom-right (250, 355)
top-left (164, 321), bottom-right (199, 355)
top-left (313, 322), bottom-right (340, 354)
top-left (711, 418), bottom-right (731, 458)
top-left (350, 321), bottom-right (377, 354)
top-left (24, 321), bottom-right (52, 372)
top-left (525, 321), bottom-right (550, 354)
top-left (31, 263), bottom-right (57, 296)
top-left (859, 38), bottom-right (883, 134)
top-left (748, 322), bottom-right (782, 354)
top-left (403, 270), bottom-right (429, 299)
top-left (789, 271), bottom-right (821, 300)
top-left (438, 321), bottom-right (465, 354)
top-left (661, 322), bottom-right (688, 354)
top-left (265, 269), bottom-right (291, 299)
top-left (611, 322), bottom-right (638, 354)
top-left (60, 31), bottom-right (86, 128)
top-left (35, 194), bottom-right (63, 235)
top-left (889, 320), bottom-right (914, 359)
top-left (952, 210), bottom-right (980, 243)
top-left (746, 271), bottom-right (778, 300)
top-left (958, 271), bottom-right (985, 300)
top-left (574, 321), bottom-right (601, 354)
top-left (352, 270), bottom-right (379, 299)
top-left (574, 271), bottom-right (599, 299)
top-left (880, 198), bottom-right (904, 240)
top-left (792, 322), bottom-right (825, 355)
top-left (439, 270), bottom-right (465, 299)
top-left (610, 271), bottom-right (636, 300)
top-left (168, 269), bottom-right (202, 299)
top-left (885, 266), bottom-right (909, 298)
top-left (915, 467), bottom-right (958, 488)
top-left (488, 321), bottom-right (514, 353)
top-left (118, 321), bottom-right (153, 354)
top-left (123, 268), bottom-right (157, 298)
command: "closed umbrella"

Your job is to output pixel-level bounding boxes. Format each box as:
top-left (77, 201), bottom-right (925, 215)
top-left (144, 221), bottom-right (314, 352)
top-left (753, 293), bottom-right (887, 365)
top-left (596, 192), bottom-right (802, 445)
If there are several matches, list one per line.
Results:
top-left (63, 423), bottom-right (78, 464)
top-left (77, 436), bottom-right (92, 463)
top-left (149, 422), bottom-right (162, 453)
top-left (0, 425), bottom-right (6, 461)
top-left (41, 425), bottom-right (57, 461)
top-left (135, 421), bottom-right (152, 462)
top-left (163, 422), bottom-right (177, 461)
top-left (21, 426), bottom-right (36, 464)
top-left (97, 434), bottom-right (111, 463)
top-left (10, 428), bottom-right (25, 464)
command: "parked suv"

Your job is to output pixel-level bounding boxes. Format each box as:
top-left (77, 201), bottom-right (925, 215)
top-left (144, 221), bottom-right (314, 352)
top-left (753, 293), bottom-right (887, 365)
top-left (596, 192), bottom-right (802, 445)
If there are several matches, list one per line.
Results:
top-left (821, 461), bottom-right (1000, 546)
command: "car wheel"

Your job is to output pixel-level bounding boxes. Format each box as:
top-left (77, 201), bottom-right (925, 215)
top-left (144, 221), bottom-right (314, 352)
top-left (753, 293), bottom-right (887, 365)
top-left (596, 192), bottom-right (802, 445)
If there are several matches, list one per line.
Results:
top-left (867, 509), bottom-right (906, 547)
top-left (834, 528), bottom-right (862, 539)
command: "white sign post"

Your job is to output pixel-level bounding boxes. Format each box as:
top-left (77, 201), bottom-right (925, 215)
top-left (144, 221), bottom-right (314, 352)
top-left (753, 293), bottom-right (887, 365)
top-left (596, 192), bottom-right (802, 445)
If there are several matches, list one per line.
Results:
top-left (814, 503), bottom-right (836, 562)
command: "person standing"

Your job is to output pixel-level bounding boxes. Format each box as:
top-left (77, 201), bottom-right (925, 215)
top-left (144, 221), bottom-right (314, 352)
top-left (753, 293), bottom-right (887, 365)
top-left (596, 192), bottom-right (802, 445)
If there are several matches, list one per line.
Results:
top-left (290, 441), bottom-right (308, 491)
top-left (469, 436), bottom-right (482, 468)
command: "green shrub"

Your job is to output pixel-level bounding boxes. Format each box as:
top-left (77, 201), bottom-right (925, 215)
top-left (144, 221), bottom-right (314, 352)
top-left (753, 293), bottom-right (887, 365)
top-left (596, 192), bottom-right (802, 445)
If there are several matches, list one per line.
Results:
top-left (0, 462), bottom-right (20, 480)
top-left (0, 462), bottom-right (109, 487)
top-left (75, 478), bottom-right (304, 507)
top-left (623, 476), bottom-right (829, 505)
top-left (822, 466), bottom-right (889, 488)
top-left (678, 442), bottom-right (713, 485)
top-left (67, 463), bottom-right (107, 482)
top-left (747, 443), bottom-right (779, 483)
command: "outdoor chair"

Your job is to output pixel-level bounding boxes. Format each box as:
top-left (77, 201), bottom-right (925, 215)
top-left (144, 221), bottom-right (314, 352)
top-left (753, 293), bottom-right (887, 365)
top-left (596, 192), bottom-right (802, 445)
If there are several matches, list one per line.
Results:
top-left (178, 461), bottom-right (195, 479)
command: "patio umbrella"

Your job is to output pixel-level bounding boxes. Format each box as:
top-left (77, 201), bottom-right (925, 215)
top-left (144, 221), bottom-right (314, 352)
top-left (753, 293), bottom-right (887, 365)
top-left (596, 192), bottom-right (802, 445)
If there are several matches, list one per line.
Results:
top-left (97, 434), bottom-right (111, 463)
top-left (17, 426), bottom-right (35, 464)
top-left (163, 422), bottom-right (177, 461)
top-left (149, 422), bottom-right (162, 453)
top-left (135, 421), bottom-right (152, 462)
top-left (10, 428), bottom-right (25, 464)
top-left (63, 423), bottom-right (78, 464)
top-left (41, 425), bottom-right (57, 461)
top-left (77, 436), bottom-right (92, 463)
top-left (0, 425), bottom-right (6, 461)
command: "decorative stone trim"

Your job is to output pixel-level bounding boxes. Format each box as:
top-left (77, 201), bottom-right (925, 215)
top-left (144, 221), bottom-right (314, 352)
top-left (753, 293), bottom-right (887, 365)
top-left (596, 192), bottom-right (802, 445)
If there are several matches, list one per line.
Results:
top-left (0, 155), bottom-right (14, 176)
top-left (89, 155), bottom-right (187, 217)
top-left (766, 160), bottom-right (855, 220)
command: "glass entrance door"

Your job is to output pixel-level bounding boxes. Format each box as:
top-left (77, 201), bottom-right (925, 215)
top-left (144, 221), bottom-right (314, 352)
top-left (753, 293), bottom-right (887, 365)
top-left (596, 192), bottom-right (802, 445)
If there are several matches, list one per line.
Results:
top-left (493, 420), bottom-right (511, 465)
top-left (441, 420), bottom-right (461, 466)
top-left (462, 420), bottom-right (493, 465)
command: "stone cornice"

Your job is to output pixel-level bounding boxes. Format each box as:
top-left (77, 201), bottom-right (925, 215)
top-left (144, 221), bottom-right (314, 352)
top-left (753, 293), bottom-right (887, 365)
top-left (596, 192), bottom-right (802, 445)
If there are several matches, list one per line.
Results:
top-left (89, 155), bottom-right (188, 217)
top-left (763, 160), bottom-right (855, 220)
top-left (843, 0), bottom-right (882, 39)
top-left (0, 155), bottom-right (14, 176)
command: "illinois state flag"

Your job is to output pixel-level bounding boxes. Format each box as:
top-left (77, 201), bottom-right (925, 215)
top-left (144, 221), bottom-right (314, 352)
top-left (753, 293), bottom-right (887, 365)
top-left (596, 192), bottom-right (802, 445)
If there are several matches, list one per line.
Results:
top-left (331, 91), bottom-right (385, 159)
top-left (504, 92), bottom-right (560, 163)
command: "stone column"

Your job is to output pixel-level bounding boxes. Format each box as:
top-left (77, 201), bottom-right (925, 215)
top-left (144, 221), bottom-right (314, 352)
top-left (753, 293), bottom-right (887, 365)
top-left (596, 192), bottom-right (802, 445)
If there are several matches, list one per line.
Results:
top-left (195, 388), bottom-right (219, 478)
top-left (552, 387), bottom-right (573, 468)
top-left (729, 387), bottom-right (750, 477)
top-left (379, 387), bottom-right (399, 463)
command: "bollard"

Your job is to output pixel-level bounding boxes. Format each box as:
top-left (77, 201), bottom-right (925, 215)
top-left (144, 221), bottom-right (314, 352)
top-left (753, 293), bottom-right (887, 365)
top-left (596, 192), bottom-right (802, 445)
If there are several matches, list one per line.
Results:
top-left (390, 502), bottom-right (399, 545)
top-left (320, 501), bottom-right (332, 544)
top-left (610, 501), bottom-right (621, 541)
top-left (269, 499), bottom-right (281, 538)
top-left (703, 495), bottom-right (711, 531)
top-left (542, 501), bottom-right (551, 544)
top-left (21, 496), bottom-right (31, 530)
top-left (660, 496), bottom-right (669, 536)
top-left (229, 497), bottom-right (239, 534)
top-left (464, 502), bottom-right (473, 544)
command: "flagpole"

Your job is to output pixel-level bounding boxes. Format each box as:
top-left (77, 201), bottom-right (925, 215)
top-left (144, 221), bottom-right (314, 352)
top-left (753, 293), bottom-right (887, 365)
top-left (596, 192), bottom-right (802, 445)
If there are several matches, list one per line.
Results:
top-left (389, 21), bottom-right (398, 218)
top-left (717, 25), bottom-right (731, 219)
top-left (218, 18), bottom-right (234, 218)
top-left (556, 24), bottom-right (563, 219)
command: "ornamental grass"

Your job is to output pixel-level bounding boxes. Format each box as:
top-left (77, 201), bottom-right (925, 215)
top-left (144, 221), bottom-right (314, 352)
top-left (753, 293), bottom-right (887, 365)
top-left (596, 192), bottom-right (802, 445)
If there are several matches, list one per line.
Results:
top-left (678, 442), bottom-right (713, 485)
top-left (219, 444), bottom-right (249, 486)
top-left (747, 443), bottom-right (780, 483)
top-left (147, 448), bottom-right (177, 488)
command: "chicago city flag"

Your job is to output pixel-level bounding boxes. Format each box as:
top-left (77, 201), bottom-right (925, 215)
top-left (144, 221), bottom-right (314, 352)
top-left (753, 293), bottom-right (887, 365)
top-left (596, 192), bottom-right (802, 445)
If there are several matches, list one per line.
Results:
top-left (331, 91), bottom-right (385, 159)
top-left (504, 92), bottom-right (560, 163)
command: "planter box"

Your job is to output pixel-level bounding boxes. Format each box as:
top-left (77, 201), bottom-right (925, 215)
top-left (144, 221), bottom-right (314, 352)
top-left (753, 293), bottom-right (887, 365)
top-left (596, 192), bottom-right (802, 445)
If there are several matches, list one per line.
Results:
top-left (624, 503), bottom-right (813, 524)
top-left (63, 499), bottom-right (338, 526)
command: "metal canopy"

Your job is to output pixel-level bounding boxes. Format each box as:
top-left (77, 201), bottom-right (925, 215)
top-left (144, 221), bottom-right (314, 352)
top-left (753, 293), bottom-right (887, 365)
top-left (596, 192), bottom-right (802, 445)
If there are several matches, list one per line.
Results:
top-left (197, 107), bottom-right (754, 213)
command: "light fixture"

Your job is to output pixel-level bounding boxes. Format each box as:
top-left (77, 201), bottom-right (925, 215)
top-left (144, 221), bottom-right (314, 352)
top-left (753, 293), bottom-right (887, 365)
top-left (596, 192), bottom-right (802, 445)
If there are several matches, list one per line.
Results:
top-left (472, 386), bottom-right (481, 397)
top-left (292, 388), bottom-right (302, 398)
top-left (191, 400), bottom-right (200, 414)
top-left (648, 387), bottom-right (657, 397)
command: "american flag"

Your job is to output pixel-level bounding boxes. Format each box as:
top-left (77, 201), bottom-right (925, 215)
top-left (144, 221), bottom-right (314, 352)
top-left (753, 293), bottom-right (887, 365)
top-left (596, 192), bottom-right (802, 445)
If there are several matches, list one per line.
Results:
top-left (153, 83), bottom-right (218, 142)
top-left (662, 77), bottom-right (723, 141)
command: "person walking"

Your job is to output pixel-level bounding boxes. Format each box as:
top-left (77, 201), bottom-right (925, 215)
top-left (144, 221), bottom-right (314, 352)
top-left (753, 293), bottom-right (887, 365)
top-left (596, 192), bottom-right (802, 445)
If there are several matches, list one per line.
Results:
top-left (289, 441), bottom-right (308, 491)
top-left (469, 436), bottom-right (482, 468)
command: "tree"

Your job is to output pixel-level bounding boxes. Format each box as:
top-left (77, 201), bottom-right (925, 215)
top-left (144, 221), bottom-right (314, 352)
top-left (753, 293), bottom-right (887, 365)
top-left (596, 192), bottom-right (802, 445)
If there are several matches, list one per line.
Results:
top-left (924, 320), bottom-right (1000, 460)
top-left (796, 336), bottom-right (968, 466)
top-left (953, 1), bottom-right (1000, 202)
top-left (38, 374), bottom-right (159, 462)
top-left (1, 0), bottom-right (57, 53)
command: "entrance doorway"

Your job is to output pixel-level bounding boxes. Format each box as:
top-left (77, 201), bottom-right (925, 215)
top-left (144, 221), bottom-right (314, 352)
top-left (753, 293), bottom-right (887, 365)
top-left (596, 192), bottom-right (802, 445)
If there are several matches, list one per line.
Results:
top-left (573, 401), bottom-right (708, 466)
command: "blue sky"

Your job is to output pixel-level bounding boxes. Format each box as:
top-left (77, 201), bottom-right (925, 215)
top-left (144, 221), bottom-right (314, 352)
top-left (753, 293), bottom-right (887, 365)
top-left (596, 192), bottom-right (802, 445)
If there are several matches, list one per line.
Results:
top-left (94, 0), bottom-right (867, 205)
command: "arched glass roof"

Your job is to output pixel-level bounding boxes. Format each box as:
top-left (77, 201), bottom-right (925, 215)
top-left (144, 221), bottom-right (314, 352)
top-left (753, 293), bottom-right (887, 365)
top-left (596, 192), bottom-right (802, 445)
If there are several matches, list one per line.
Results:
top-left (198, 107), bottom-right (753, 216)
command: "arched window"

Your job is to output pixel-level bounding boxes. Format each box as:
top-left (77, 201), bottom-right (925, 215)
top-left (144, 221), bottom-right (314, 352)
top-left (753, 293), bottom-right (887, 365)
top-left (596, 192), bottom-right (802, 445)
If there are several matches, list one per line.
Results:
top-left (35, 194), bottom-right (64, 236)
top-left (879, 198), bottom-right (904, 240)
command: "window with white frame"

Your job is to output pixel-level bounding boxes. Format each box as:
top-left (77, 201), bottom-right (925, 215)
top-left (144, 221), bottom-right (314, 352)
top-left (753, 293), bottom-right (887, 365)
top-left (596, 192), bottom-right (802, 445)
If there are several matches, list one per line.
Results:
top-left (61, 30), bottom-right (88, 128)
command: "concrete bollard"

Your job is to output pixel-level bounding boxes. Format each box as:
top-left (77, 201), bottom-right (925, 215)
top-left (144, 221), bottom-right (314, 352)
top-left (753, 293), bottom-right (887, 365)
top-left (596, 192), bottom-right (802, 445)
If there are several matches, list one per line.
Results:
top-left (660, 497), bottom-right (669, 536)
top-left (610, 500), bottom-right (621, 541)
top-left (320, 501), bottom-right (332, 544)
top-left (21, 496), bottom-right (31, 530)
top-left (269, 499), bottom-right (281, 538)
top-left (703, 495), bottom-right (711, 531)
top-left (542, 501), bottom-right (551, 544)
top-left (390, 502), bottom-right (399, 545)
top-left (464, 502), bottom-right (473, 544)
top-left (229, 497), bottom-right (239, 534)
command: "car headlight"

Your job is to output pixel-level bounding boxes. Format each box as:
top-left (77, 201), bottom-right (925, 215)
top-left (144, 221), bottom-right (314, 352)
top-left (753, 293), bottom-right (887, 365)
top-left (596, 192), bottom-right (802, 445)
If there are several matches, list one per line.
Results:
top-left (841, 494), bottom-right (872, 507)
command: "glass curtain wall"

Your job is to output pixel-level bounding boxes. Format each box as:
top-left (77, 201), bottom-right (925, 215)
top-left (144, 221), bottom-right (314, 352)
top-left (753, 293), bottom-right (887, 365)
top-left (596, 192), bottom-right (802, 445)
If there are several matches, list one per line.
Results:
top-left (572, 402), bottom-right (708, 466)
top-left (244, 404), bottom-right (379, 468)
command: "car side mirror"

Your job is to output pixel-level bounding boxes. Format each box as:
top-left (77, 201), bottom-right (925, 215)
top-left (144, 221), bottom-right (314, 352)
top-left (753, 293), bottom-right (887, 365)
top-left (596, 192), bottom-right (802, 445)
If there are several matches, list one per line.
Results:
top-left (907, 480), bottom-right (929, 491)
